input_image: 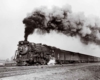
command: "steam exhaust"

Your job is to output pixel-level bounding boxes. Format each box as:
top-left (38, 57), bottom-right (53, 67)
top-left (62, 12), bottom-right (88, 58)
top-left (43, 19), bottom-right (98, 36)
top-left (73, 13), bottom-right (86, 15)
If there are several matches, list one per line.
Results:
top-left (23, 4), bottom-right (100, 45)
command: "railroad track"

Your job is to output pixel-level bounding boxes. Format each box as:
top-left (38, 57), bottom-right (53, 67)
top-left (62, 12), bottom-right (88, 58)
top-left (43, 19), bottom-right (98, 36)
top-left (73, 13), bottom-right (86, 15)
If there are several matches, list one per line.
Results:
top-left (0, 65), bottom-right (63, 78)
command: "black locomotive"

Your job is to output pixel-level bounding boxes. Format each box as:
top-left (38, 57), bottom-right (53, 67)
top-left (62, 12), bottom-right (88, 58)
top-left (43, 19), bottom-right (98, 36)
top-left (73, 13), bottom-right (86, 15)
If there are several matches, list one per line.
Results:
top-left (14, 41), bottom-right (100, 66)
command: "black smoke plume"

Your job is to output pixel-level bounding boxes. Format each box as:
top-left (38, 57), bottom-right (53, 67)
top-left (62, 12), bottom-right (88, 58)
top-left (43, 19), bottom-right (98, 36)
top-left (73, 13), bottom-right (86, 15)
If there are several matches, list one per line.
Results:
top-left (23, 5), bottom-right (100, 45)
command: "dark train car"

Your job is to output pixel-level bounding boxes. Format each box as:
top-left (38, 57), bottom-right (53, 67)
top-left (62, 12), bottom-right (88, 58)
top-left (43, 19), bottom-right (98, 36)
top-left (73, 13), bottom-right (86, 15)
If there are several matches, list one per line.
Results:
top-left (14, 41), bottom-right (100, 66)
top-left (79, 54), bottom-right (89, 63)
top-left (96, 57), bottom-right (100, 62)
top-left (52, 48), bottom-right (63, 64)
top-left (70, 52), bottom-right (80, 63)
top-left (63, 51), bottom-right (72, 63)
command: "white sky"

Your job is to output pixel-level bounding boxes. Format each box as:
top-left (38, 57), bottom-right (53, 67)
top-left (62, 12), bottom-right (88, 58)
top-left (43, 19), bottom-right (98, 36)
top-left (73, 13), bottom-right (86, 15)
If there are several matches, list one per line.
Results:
top-left (0, 0), bottom-right (100, 60)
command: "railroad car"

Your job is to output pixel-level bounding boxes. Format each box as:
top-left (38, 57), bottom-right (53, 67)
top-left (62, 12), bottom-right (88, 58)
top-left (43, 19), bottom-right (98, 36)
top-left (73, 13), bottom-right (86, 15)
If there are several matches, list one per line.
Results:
top-left (14, 41), bottom-right (100, 66)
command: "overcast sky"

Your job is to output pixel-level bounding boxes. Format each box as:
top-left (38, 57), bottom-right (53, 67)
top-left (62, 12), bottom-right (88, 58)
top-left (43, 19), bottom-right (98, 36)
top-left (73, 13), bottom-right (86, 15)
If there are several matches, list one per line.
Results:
top-left (0, 0), bottom-right (100, 60)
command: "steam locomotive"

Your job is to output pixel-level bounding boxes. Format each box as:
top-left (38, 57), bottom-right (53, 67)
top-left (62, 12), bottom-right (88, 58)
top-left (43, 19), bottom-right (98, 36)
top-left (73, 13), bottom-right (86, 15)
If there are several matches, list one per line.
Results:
top-left (14, 41), bottom-right (100, 66)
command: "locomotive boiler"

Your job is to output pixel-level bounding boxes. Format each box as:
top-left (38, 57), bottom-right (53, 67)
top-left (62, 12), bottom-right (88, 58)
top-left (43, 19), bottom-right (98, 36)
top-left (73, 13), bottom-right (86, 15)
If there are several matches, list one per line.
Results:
top-left (14, 41), bottom-right (54, 66)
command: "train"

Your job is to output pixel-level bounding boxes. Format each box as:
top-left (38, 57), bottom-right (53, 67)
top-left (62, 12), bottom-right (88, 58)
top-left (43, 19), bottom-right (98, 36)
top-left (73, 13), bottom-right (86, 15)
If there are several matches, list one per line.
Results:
top-left (14, 41), bottom-right (100, 66)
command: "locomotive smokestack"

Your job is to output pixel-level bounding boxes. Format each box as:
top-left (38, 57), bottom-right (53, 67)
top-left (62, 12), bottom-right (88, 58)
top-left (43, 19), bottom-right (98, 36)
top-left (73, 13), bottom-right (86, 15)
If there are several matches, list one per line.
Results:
top-left (24, 34), bottom-right (28, 41)
top-left (23, 18), bottom-right (36, 41)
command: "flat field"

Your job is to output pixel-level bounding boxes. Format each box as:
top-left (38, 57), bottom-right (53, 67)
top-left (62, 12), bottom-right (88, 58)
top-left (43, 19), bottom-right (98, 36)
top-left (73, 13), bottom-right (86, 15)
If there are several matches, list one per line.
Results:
top-left (0, 63), bottom-right (100, 80)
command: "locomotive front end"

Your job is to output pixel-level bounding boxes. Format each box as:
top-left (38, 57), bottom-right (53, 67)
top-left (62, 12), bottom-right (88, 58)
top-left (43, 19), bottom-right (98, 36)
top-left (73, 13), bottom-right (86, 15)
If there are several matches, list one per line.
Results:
top-left (15, 41), bottom-right (31, 66)
top-left (18, 41), bottom-right (29, 55)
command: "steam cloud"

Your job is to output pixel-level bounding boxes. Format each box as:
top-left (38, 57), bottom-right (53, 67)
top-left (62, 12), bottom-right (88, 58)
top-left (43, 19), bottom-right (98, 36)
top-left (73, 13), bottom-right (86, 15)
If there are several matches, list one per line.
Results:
top-left (23, 4), bottom-right (100, 45)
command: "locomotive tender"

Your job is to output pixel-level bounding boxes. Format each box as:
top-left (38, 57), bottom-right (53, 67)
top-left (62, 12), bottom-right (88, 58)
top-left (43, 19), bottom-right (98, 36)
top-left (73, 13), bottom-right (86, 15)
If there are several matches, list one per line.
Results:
top-left (14, 41), bottom-right (100, 66)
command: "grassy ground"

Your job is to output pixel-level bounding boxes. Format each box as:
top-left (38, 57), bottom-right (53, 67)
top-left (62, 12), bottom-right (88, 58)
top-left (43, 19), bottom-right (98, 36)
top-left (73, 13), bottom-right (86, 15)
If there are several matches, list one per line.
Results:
top-left (0, 63), bottom-right (100, 80)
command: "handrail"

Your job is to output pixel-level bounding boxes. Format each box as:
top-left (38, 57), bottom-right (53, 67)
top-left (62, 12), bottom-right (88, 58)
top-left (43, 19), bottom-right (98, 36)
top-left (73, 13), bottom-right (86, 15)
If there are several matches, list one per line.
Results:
top-left (14, 50), bottom-right (18, 60)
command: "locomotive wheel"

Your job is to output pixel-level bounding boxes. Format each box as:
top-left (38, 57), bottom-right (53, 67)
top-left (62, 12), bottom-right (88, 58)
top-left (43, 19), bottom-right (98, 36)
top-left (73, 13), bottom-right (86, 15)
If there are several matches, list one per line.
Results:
top-left (40, 58), bottom-right (47, 65)
top-left (24, 62), bottom-right (29, 66)
top-left (17, 61), bottom-right (29, 66)
top-left (17, 62), bottom-right (21, 66)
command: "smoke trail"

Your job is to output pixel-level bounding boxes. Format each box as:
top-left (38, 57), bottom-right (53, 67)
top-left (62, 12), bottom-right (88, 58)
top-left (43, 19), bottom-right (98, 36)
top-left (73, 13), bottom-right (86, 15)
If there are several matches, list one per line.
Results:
top-left (23, 7), bottom-right (48, 41)
top-left (23, 4), bottom-right (100, 45)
